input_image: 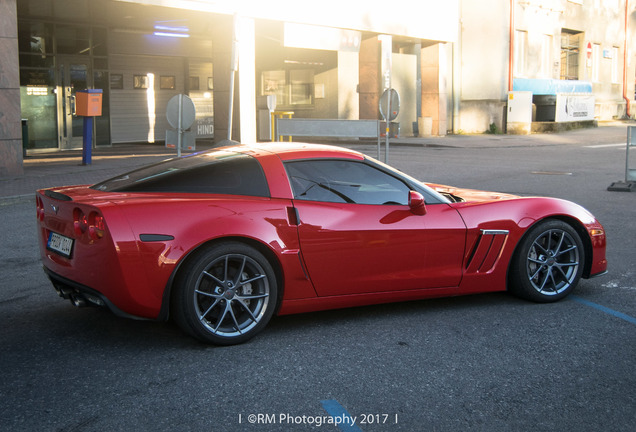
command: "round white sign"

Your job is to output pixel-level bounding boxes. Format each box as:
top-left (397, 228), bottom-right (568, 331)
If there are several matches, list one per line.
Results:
top-left (167, 94), bottom-right (196, 130)
top-left (379, 88), bottom-right (400, 121)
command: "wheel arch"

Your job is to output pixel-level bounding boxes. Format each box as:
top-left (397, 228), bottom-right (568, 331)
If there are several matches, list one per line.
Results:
top-left (550, 215), bottom-right (594, 279)
top-left (157, 236), bottom-right (285, 321)
top-left (506, 215), bottom-right (594, 291)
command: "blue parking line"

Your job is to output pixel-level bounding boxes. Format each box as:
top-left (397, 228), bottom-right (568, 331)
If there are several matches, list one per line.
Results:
top-left (320, 400), bottom-right (363, 432)
top-left (571, 295), bottom-right (636, 326)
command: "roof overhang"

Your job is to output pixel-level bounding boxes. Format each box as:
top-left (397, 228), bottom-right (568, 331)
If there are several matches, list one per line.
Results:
top-left (114, 0), bottom-right (459, 43)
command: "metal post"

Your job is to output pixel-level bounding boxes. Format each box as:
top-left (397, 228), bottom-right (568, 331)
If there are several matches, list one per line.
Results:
top-left (82, 116), bottom-right (93, 165)
top-left (275, 116), bottom-right (279, 142)
top-left (626, 126), bottom-right (636, 182)
top-left (607, 125), bottom-right (636, 191)
top-left (177, 94), bottom-right (182, 158)
top-left (385, 87), bottom-right (391, 164)
top-left (627, 126), bottom-right (632, 181)
top-left (228, 14), bottom-right (239, 141)
top-left (228, 70), bottom-right (236, 141)
top-left (379, 34), bottom-right (393, 164)
top-left (377, 121), bottom-right (381, 160)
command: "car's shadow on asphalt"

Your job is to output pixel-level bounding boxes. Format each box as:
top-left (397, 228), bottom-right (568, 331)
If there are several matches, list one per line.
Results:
top-left (264, 292), bottom-right (526, 337)
top-left (13, 291), bottom-right (536, 353)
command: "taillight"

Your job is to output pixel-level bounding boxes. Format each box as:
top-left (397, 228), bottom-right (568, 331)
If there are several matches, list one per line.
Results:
top-left (35, 196), bottom-right (45, 221)
top-left (73, 208), bottom-right (88, 235)
top-left (74, 208), bottom-right (106, 240)
top-left (88, 212), bottom-right (106, 240)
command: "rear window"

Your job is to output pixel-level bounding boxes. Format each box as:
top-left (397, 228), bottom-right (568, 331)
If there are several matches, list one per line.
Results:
top-left (91, 151), bottom-right (270, 197)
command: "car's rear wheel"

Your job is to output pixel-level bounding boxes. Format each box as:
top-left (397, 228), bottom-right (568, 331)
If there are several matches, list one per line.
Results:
top-left (509, 220), bottom-right (584, 302)
top-left (172, 242), bottom-right (278, 345)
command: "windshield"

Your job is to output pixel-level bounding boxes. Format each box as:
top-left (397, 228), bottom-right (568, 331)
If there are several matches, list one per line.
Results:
top-left (363, 156), bottom-right (450, 204)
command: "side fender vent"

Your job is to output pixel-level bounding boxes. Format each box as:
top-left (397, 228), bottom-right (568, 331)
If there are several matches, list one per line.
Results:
top-left (465, 229), bottom-right (509, 274)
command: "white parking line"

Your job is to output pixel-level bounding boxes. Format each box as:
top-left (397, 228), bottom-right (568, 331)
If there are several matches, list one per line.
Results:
top-left (585, 143), bottom-right (626, 148)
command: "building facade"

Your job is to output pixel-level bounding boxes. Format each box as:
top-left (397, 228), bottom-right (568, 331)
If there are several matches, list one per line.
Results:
top-left (0, 0), bottom-right (634, 176)
top-left (457, 0), bottom-right (635, 133)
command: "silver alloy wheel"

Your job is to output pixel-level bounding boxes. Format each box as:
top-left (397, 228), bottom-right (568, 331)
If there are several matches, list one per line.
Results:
top-left (194, 253), bottom-right (270, 337)
top-left (525, 228), bottom-right (580, 296)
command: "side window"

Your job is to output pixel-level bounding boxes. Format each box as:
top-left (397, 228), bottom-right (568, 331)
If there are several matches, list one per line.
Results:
top-left (285, 160), bottom-right (411, 205)
top-left (95, 153), bottom-right (270, 197)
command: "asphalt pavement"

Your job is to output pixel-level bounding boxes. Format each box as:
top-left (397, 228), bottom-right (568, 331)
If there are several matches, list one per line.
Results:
top-left (2, 121), bottom-right (635, 431)
top-left (2, 120), bottom-right (633, 204)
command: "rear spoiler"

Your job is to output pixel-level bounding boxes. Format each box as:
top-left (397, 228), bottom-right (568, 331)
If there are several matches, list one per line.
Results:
top-left (44, 190), bottom-right (73, 201)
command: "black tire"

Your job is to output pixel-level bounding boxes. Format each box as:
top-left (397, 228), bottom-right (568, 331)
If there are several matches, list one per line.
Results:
top-left (172, 242), bottom-right (278, 345)
top-left (509, 219), bottom-right (584, 302)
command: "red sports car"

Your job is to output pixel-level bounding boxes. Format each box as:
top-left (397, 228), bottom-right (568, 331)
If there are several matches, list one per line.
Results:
top-left (36, 142), bottom-right (607, 345)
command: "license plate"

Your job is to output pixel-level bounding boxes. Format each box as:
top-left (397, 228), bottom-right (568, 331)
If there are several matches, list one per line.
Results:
top-left (47, 232), bottom-right (74, 258)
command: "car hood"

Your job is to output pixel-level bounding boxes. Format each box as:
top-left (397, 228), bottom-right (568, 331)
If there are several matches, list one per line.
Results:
top-left (425, 183), bottom-right (520, 203)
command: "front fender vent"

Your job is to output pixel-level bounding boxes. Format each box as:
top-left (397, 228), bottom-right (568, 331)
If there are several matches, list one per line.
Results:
top-left (465, 229), bottom-right (509, 274)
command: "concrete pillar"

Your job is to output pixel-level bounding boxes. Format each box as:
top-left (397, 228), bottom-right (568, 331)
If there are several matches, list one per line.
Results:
top-left (0, 0), bottom-right (23, 176)
top-left (421, 43), bottom-right (448, 136)
top-left (358, 37), bottom-right (381, 120)
top-left (212, 15), bottom-right (257, 144)
top-left (237, 16), bottom-right (256, 143)
top-left (212, 17), bottom-right (239, 143)
top-left (338, 51), bottom-right (359, 119)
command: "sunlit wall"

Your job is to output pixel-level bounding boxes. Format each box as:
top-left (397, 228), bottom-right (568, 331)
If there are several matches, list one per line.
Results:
top-left (116, 0), bottom-right (459, 42)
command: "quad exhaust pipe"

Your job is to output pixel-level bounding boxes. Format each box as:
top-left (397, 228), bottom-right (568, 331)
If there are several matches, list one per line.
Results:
top-left (70, 294), bottom-right (87, 307)
top-left (53, 283), bottom-right (104, 308)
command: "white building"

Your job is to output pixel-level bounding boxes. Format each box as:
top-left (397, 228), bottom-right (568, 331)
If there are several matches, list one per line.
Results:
top-left (458, 0), bottom-right (635, 133)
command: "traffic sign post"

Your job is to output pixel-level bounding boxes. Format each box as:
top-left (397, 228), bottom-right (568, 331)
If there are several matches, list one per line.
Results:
top-left (379, 88), bottom-right (400, 122)
top-left (379, 88), bottom-right (400, 163)
top-left (166, 94), bottom-right (196, 157)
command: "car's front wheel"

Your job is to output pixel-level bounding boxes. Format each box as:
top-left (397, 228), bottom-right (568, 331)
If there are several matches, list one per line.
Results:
top-left (172, 242), bottom-right (278, 345)
top-left (509, 219), bottom-right (584, 302)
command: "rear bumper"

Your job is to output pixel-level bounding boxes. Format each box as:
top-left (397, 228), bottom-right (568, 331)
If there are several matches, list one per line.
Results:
top-left (588, 270), bottom-right (609, 279)
top-left (44, 266), bottom-right (148, 321)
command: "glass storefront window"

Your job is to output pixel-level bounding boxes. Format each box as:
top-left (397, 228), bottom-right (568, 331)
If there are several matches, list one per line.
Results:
top-left (188, 61), bottom-right (215, 140)
top-left (261, 70), bottom-right (287, 105)
top-left (19, 54), bottom-right (55, 68)
top-left (20, 69), bottom-right (53, 87)
top-left (261, 69), bottom-right (314, 108)
top-left (56, 24), bottom-right (90, 55)
top-left (18, 20), bottom-right (112, 151)
top-left (20, 69), bottom-right (57, 150)
top-left (290, 70), bottom-right (313, 106)
top-left (93, 27), bottom-right (108, 57)
top-left (18, 21), bottom-right (53, 54)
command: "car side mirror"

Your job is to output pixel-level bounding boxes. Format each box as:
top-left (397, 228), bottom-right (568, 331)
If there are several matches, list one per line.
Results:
top-left (408, 191), bottom-right (427, 215)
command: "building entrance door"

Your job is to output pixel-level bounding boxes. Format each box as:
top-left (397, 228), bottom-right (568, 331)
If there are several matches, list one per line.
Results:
top-left (57, 57), bottom-right (92, 150)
